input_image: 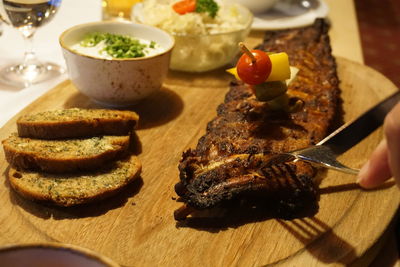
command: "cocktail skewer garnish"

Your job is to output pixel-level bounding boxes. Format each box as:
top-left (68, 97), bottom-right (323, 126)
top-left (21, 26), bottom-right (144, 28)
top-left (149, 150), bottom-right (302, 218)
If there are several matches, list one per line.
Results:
top-left (227, 43), bottom-right (304, 112)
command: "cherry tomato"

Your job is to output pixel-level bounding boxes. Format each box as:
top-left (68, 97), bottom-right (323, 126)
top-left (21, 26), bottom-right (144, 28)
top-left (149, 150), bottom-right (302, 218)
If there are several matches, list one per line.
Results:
top-left (236, 50), bottom-right (272, 85)
top-left (172, 0), bottom-right (196, 15)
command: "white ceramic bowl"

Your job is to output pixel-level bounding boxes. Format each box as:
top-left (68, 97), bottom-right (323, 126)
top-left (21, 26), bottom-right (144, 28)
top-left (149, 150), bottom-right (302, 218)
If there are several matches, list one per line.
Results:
top-left (132, 3), bottom-right (253, 73)
top-left (59, 21), bottom-right (174, 107)
top-left (228, 0), bottom-right (278, 13)
top-left (0, 243), bottom-right (119, 267)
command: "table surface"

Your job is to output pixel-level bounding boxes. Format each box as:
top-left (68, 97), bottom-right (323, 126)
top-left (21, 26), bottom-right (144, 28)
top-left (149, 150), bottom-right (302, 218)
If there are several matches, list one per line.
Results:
top-left (0, 0), bottom-right (364, 128)
top-left (0, 0), bottom-right (397, 265)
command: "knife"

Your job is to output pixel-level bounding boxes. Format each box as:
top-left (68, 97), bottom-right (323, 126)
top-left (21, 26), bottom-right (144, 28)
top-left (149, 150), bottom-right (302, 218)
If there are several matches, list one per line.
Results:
top-left (319, 91), bottom-right (400, 152)
top-left (273, 91), bottom-right (400, 174)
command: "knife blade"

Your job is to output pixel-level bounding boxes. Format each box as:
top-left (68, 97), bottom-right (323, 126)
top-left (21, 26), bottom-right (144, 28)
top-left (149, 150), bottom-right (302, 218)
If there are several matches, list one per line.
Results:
top-left (267, 91), bottom-right (400, 174)
top-left (318, 91), bottom-right (400, 155)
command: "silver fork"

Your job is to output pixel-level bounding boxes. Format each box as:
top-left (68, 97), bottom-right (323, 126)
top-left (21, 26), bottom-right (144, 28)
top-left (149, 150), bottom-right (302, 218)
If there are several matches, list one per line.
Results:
top-left (277, 145), bottom-right (359, 175)
top-left (270, 91), bottom-right (400, 175)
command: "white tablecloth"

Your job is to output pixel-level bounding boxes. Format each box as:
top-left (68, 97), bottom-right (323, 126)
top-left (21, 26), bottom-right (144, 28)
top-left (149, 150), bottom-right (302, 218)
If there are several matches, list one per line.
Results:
top-left (0, 0), bottom-right (102, 127)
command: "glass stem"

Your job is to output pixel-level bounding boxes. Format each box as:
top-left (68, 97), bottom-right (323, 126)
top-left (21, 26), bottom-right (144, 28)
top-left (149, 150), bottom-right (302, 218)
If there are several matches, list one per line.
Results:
top-left (22, 32), bottom-right (39, 67)
top-left (16, 27), bottom-right (44, 87)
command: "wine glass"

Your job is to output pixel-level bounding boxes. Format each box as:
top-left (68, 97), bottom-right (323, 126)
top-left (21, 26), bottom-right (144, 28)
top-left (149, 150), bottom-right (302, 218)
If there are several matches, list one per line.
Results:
top-left (0, 0), bottom-right (63, 87)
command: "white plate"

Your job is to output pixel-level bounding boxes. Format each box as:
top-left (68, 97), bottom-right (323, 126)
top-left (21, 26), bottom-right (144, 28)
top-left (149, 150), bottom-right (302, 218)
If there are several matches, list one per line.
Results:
top-left (252, 0), bottom-right (329, 30)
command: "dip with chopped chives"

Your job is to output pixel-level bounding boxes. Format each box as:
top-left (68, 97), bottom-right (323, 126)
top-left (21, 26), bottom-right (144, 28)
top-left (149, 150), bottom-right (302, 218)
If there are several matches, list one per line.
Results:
top-left (71, 32), bottom-right (163, 59)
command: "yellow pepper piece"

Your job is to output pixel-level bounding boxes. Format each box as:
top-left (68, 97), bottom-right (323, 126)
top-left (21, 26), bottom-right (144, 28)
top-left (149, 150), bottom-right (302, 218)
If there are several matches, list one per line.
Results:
top-left (226, 52), bottom-right (291, 82)
top-left (267, 52), bottom-right (290, 81)
top-left (226, 67), bottom-right (240, 80)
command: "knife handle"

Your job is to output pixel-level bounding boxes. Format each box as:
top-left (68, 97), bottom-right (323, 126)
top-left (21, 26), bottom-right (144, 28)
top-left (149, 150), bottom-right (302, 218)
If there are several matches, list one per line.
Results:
top-left (318, 91), bottom-right (400, 155)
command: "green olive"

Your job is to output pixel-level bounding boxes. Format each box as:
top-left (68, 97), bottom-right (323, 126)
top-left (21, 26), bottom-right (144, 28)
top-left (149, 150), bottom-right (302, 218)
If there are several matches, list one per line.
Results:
top-left (254, 81), bottom-right (287, 102)
top-left (267, 94), bottom-right (289, 110)
top-left (287, 97), bottom-right (304, 113)
top-left (267, 94), bottom-right (304, 113)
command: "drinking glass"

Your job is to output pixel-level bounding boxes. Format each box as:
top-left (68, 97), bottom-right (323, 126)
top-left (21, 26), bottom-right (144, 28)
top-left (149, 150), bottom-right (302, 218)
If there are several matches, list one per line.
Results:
top-left (102, 0), bottom-right (141, 21)
top-left (0, 0), bottom-right (63, 87)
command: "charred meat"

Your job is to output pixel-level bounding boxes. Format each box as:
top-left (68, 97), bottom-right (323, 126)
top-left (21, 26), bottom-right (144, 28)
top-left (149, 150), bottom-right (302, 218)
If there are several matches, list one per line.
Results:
top-left (175, 19), bottom-right (340, 220)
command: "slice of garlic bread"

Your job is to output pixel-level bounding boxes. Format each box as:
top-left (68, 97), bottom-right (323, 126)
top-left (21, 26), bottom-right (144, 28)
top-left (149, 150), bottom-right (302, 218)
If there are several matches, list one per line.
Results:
top-left (8, 154), bottom-right (142, 207)
top-left (17, 108), bottom-right (139, 139)
top-left (3, 135), bottom-right (130, 173)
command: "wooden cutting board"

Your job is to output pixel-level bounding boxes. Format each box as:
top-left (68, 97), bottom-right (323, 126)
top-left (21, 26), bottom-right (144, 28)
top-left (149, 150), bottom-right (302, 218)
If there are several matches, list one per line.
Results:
top-left (0, 57), bottom-right (398, 267)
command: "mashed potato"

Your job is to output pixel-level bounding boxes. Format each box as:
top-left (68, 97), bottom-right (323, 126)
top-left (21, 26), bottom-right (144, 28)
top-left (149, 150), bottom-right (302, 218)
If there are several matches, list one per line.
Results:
top-left (132, 0), bottom-right (253, 72)
top-left (135, 0), bottom-right (249, 35)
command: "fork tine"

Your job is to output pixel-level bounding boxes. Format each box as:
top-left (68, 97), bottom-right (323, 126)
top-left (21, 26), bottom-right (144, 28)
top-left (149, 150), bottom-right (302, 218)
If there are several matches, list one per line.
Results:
top-left (264, 145), bottom-right (359, 175)
top-left (264, 153), bottom-right (296, 167)
top-left (297, 156), bottom-right (359, 175)
top-left (290, 145), bottom-right (359, 175)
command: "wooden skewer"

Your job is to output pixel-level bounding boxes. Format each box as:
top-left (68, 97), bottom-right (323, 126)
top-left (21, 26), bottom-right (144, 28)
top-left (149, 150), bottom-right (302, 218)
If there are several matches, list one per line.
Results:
top-left (239, 42), bottom-right (256, 63)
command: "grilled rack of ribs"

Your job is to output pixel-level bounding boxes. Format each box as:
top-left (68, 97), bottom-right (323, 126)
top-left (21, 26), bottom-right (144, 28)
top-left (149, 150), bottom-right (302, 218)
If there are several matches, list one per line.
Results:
top-left (174, 19), bottom-right (340, 221)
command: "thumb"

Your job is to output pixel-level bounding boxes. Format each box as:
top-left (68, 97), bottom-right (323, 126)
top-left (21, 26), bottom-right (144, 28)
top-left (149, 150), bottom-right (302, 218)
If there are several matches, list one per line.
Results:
top-left (384, 102), bottom-right (400, 187)
top-left (357, 139), bottom-right (392, 188)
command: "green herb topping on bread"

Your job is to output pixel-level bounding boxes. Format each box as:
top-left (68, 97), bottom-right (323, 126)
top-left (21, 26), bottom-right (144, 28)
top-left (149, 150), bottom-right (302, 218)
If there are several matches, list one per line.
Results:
top-left (2, 108), bottom-right (142, 207)
top-left (17, 108), bottom-right (139, 139)
top-left (8, 154), bottom-right (142, 207)
top-left (3, 135), bottom-right (130, 173)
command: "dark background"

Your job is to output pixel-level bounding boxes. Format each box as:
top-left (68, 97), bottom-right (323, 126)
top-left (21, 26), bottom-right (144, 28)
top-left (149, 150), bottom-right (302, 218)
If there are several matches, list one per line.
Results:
top-left (355, 0), bottom-right (400, 87)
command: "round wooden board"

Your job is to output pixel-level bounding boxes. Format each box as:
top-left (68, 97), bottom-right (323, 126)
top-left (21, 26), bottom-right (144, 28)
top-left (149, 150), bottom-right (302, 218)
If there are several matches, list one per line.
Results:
top-left (0, 58), bottom-right (398, 266)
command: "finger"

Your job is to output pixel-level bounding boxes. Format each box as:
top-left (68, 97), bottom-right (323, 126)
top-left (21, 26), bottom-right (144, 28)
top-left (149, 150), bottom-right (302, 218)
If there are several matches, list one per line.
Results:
top-left (384, 102), bottom-right (400, 187)
top-left (357, 139), bottom-right (392, 189)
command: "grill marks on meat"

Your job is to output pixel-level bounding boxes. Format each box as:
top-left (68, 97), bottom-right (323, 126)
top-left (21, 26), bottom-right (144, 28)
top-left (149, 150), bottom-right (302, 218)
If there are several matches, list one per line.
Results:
top-left (175, 19), bottom-right (340, 220)
top-left (177, 153), bottom-right (318, 213)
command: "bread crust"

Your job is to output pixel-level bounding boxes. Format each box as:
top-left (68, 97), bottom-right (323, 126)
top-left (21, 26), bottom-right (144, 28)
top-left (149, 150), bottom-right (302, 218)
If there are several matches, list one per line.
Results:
top-left (17, 108), bottom-right (139, 139)
top-left (8, 154), bottom-right (142, 207)
top-left (3, 135), bottom-right (130, 173)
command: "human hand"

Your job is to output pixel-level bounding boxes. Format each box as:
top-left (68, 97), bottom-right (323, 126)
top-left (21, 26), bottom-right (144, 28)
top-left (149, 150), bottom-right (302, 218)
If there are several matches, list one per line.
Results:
top-left (357, 101), bottom-right (400, 188)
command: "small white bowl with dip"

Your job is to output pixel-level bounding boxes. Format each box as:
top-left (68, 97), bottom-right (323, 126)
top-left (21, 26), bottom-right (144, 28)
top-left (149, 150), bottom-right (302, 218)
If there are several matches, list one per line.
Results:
top-left (59, 21), bottom-right (174, 107)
